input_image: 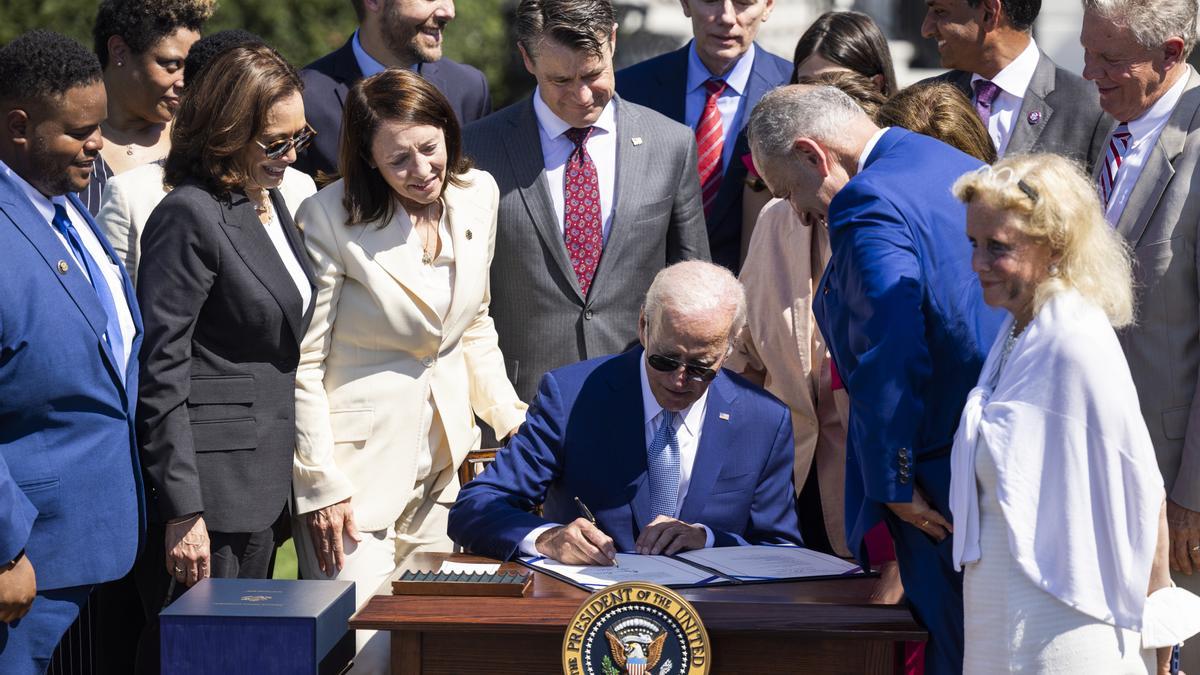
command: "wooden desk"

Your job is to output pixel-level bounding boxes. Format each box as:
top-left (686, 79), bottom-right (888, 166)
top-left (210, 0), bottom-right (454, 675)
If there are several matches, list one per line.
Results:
top-left (352, 553), bottom-right (924, 674)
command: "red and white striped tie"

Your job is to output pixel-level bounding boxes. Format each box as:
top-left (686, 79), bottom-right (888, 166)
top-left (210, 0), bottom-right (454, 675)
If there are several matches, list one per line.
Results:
top-left (695, 78), bottom-right (727, 217)
top-left (1098, 122), bottom-right (1132, 208)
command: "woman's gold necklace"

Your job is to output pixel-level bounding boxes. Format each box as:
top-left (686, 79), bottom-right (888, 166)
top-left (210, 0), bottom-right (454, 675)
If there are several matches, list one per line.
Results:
top-left (413, 203), bottom-right (440, 265)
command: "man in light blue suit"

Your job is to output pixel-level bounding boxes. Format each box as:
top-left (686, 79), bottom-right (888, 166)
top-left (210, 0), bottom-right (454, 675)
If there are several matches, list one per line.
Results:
top-left (449, 261), bottom-right (801, 564)
top-left (616, 0), bottom-right (790, 273)
top-left (749, 85), bottom-right (1003, 674)
top-left (0, 31), bottom-right (143, 673)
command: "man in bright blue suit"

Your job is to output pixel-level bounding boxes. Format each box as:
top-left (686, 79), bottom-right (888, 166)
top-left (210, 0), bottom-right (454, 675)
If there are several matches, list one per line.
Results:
top-left (0, 31), bottom-right (143, 673)
top-left (749, 85), bottom-right (1003, 674)
top-left (449, 261), bottom-right (802, 564)
top-left (616, 0), bottom-right (790, 273)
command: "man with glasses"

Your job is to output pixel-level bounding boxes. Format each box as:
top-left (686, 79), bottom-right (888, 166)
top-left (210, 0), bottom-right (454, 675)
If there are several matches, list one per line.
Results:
top-left (448, 261), bottom-right (802, 564)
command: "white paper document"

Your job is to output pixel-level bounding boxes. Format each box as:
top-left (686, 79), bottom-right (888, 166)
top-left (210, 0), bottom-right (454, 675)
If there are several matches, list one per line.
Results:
top-left (677, 545), bottom-right (861, 581)
top-left (438, 562), bottom-right (502, 575)
top-left (521, 553), bottom-right (721, 590)
top-left (521, 545), bottom-right (862, 590)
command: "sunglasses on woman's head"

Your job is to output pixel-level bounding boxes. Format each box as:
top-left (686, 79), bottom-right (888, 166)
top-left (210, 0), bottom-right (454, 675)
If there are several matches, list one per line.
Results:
top-left (646, 353), bottom-right (719, 382)
top-left (256, 126), bottom-right (316, 160)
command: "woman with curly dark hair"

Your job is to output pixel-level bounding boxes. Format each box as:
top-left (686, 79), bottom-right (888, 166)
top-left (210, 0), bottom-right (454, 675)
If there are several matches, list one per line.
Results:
top-left (81, 0), bottom-right (212, 213)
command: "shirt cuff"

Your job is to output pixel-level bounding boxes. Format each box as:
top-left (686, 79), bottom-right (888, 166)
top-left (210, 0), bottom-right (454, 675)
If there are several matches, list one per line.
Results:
top-left (701, 524), bottom-right (714, 548)
top-left (519, 523), bottom-right (558, 557)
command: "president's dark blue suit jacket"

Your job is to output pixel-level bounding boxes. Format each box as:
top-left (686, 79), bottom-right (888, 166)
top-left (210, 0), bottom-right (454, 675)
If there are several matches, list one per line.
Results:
top-left (0, 171), bottom-right (143, 591)
top-left (448, 348), bottom-right (802, 560)
top-left (616, 42), bottom-right (792, 273)
top-left (814, 128), bottom-right (1003, 561)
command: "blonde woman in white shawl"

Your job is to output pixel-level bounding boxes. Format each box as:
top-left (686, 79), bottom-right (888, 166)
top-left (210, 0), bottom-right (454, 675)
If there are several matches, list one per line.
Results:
top-left (950, 154), bottom-right (1200, 674)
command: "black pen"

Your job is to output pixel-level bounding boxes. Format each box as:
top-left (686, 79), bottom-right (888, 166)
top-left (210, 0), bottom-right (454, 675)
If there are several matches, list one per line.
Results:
top-left (575, 497), bottom-right (618, 567)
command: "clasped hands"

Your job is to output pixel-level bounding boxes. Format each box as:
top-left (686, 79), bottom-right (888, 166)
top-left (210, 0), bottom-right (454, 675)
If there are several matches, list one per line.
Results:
top-left (535, 515), bottom-right (706, 565)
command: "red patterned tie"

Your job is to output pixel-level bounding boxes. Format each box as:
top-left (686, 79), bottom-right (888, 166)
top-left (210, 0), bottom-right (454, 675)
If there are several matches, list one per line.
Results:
top-left (563, 126), bottom-right (603, 296)
top-left (696, 79), bottom-right (727, 217)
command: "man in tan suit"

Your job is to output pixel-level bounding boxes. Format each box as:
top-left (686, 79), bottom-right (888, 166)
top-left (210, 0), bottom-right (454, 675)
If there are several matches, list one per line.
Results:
top-left (1082, 2), bottom-right (1200, 668)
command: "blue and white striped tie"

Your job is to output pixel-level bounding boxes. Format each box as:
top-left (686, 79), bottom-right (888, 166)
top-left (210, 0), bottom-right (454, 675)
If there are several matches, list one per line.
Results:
top-left (647, 410), bottom-right (681, 521)
top-left (1098, 122), bottom-right (1132, 209)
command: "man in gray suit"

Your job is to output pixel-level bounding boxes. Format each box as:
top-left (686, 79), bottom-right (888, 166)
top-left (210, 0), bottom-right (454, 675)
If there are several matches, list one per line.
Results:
top-left (921, 0), bottom-right (1109, 168)
top-left (464, 0), bottom-right (709, 403)
top-left (1081, 0), bottom-right (1200, 669)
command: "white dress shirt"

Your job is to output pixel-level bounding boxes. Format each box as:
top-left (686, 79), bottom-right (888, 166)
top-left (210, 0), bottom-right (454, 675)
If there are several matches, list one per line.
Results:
top-left (533, 89), bottom-right (618, 243)
top-left (0, 159), bottom-right (136, 373)
top-left (858, 126), bottom-right (891, 173)
top-left (1104, 70), bottom-right (1190, 225)
top-left (684, 41), bottom-right (756, 173)
top-left (970, 38), bottom-right (1040, 157)
top-left (396, 205), bottom-right (455, 321)
top-left (260, 200), bottom-right (314, 313)
top-left (518, 355), bottom-right (717, 555)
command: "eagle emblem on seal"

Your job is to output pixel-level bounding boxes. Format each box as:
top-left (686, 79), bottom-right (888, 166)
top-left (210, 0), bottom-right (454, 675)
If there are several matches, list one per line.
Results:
top-left (605, 618), bottom-right (669, 675)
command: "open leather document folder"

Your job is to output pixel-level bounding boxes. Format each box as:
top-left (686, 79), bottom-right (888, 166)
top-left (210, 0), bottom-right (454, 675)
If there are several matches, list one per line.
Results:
top-left (521, 544), bottom-right (865, 591)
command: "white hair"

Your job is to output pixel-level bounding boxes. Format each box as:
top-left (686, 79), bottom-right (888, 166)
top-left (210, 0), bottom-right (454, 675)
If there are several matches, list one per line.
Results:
top-left (1083, 0), bottom-right (1198, 55)
top-left (642, 261), bottom-right (747, 341)
top-left (747, 85), bottom-right (867, 160)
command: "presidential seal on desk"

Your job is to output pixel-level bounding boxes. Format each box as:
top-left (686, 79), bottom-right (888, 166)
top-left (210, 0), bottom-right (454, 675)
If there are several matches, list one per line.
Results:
top-left (562, 581), bottom-right (710, 675)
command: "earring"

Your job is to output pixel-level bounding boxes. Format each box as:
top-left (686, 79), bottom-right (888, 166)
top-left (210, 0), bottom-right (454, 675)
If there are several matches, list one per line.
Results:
top-left (116, 60), bottom-right (124, 67)
top-left (1049, 263), bottom-right (1060, 276)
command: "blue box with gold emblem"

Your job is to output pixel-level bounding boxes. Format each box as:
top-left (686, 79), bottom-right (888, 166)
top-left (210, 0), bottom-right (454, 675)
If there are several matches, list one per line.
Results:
top-left (160, 578), bottom-right (355, 675)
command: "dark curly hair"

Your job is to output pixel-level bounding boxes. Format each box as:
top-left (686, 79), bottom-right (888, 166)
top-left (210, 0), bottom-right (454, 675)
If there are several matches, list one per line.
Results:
top-left (164, 43), bottom-right (302, 197)
top-left (184, 29), bottom-right (266, 83)
top-left (93, 0), bottom-right (214, 68)
top-left (0, 30), bottom-right (102, 106)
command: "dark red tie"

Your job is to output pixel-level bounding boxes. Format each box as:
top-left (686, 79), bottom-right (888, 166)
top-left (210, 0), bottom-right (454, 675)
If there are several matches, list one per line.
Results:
top-left (696, 79), bottom-right (727, 217)
top-left (563, 126), bottom-right (603, 296)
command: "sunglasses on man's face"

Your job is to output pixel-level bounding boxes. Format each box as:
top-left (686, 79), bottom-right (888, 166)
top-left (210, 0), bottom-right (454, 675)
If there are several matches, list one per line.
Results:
top-left (256, 126), bottom-right (316, 161)
top-left (646, 353), bottom-right (719, 382)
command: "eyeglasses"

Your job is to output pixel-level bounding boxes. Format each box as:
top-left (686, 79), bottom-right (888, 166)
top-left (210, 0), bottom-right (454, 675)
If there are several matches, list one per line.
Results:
top-left (971, 165), bottom-right (1038, 203)
top-left (646, 353), bottom-right (719, 382)
top-left (255, 126), bottom-right (316, 160)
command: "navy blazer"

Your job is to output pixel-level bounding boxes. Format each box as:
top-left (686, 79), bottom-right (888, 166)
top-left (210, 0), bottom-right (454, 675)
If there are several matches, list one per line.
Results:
top-left (295, 37), bottom-right (492, 178)
top-left (813, 128), bottom-right (1004, 560)
top-left (447, 348), bottom-right (802, 560)
top-left (0, 173), bottom-right (144, 591)
top-left (616, 42), bottom-right (792, 273)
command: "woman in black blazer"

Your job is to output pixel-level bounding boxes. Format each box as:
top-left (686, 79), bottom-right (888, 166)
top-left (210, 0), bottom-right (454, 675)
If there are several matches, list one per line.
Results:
top-left (134, 43), bottom-right (315, 621)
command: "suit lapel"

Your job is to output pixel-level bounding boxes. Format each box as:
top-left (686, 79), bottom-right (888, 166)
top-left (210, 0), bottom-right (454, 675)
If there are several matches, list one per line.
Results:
top-left (502, 99), bottom-right (583, 300)
top-left (271, 189), bottom-right (316, 329)
top-left (441, 181), bottom-right (486, 333)
top-left (597, 97), bottom-right (647, 287)
top-left (608, 351), bottom-right (654, 532)
top-left (0, 174), bottom-right (125, 388)
top-left (219, 193), bottom-right (306, 344)
top-left (1006, 53), bottom-right (1056, 156)
top-left (357, 205), bottom-right (444, 321)
top-left (706, 52), bottom-right (777, 227)
top-left (679, 375), bottom-right (736, 523)
top-left (330, 39), bottom-right (362, 114)
top-left (1116, 68), bottom-right (1200, 244)
top-left (651, 46), bottom-right (689, 124)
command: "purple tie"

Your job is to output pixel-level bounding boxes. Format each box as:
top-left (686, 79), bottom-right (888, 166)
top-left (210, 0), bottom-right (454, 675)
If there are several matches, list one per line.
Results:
top-left (973, 80), bottom-right (1002, 128)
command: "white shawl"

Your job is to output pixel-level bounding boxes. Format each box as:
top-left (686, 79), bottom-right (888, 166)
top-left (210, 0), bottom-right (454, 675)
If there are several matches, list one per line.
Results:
top-left (949, 289), bottom-right (1163, 631)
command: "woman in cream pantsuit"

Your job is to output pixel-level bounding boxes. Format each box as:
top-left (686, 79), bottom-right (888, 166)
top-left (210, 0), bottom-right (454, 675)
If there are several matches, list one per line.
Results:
top-left (291, 70), bottom-right (526, 673)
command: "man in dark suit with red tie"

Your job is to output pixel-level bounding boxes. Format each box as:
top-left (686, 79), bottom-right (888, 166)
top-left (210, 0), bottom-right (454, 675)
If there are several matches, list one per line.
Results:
top-left (616, 0), bottom-right (790, 272)
top-left (295, 0), bottom-right (491, 178)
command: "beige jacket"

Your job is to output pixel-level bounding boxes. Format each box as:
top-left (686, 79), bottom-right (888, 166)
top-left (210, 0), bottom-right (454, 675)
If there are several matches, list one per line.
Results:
top-left (728, 199), bottom-right (850, 556)
top-left (292, 169), bottom-right (527, 531)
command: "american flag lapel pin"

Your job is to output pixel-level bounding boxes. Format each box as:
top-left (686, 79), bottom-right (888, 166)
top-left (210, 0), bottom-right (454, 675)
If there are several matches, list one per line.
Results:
top-left (719, 412), bottom-right (730, 421)
top-left (632, 137), bottom-right (643, 146)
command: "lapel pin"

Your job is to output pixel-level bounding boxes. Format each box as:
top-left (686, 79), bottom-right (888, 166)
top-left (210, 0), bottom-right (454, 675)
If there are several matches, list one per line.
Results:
top-left (466, 229), bottom-right (473, 240)
top-left (718, 412), bottom-right (730, 421)
top-left (632, 137), bottom-right (643, 146)
top-left (1027, 111), bottom-right (1042, 125)
top-left (57, 260), bottom-right (69, 274)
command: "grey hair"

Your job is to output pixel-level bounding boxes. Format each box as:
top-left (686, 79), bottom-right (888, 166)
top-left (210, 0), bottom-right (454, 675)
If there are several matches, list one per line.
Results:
top-left (747, 85), bottom-right (868, 161)
top-left (642, 261), bottom-right (747, 343)
top-left (1082, 0), bottom-right (1198, 56)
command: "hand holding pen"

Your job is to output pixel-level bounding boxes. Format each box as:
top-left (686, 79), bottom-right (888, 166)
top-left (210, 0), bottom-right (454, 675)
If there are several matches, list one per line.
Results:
top-left (532, 498), bottom-right (619, 566)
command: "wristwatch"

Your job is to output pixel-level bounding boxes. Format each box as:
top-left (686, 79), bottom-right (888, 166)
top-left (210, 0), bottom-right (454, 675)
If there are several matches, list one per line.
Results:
top-left (2, 549), bottom-right (24, 572)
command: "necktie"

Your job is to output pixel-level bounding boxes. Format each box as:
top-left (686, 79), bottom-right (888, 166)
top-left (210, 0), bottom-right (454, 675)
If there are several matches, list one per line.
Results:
top-left (696, 79), bottom-right (727, 218)
top-left (647, 410), bottom-right (681, 521)
top-left (973, 79), bottom-right (1002, 128)
top-left (52, 203), bottom-right (125, 381)
top-left (1098, 123), bottom-right (1133, 209)
top-left (562, 126), bottom-right (603, 296)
